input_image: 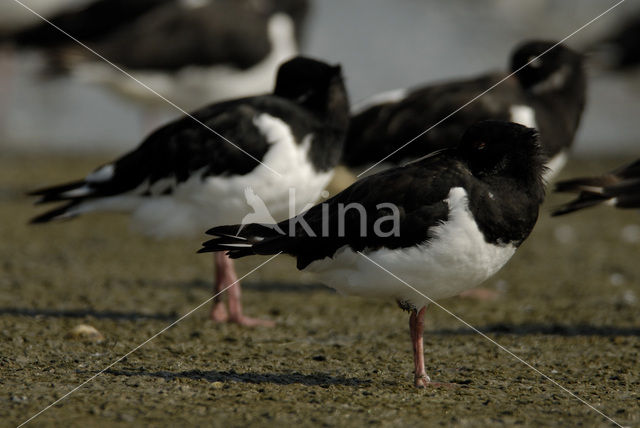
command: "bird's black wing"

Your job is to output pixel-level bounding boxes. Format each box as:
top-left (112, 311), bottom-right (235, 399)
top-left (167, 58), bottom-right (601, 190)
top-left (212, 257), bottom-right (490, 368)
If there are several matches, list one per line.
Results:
top-left (30, 96), bottom-right (294, 209)
top-left (201, 155), bottom-right (471, 269)
top-left (344, 73), bottom-right (520, 167)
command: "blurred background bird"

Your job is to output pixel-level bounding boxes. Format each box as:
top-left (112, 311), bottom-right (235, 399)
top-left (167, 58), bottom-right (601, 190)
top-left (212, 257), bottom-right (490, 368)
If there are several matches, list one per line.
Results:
top-left (1, 0), bottom-right (309, 136)
top-left (343, 40), bottom-right (586, 183)
top-left (553, 159), bottom-right (640, 215)
top-left (586, 12), bottom-right (640, 72)
top-left (2, 0), bottom-right (639, 154)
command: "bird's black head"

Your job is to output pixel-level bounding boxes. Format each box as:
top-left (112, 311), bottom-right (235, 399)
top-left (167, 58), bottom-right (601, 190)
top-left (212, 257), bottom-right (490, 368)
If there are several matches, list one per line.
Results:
top-left (510, 40), bottom-right (584, 93)
top-left (273, 56), bottom-right (347, 117)
top-left (458, 121), bottom-right (545, 189)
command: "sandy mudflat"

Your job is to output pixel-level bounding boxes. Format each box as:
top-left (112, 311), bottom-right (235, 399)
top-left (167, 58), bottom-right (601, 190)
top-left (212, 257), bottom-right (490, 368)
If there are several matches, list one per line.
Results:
top-left (1, 153), bottom-right (638, 427)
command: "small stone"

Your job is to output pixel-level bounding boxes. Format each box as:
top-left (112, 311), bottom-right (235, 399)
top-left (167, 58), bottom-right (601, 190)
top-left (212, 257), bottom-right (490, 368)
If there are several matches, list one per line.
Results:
top-left (211, 381), bottom-right (224, 389)
top-left (622, 290), bottom-right (637, 305)
top-left (609, 273), bottom-right (625, 286)
top-left (65, 324), bottom-right (105, 343)
top-left (620, 224), bottom-right (640, 243)
top-left (117, 413), bottom-right (134, 422)
top-left (553, 224), bottom-right (575, 244)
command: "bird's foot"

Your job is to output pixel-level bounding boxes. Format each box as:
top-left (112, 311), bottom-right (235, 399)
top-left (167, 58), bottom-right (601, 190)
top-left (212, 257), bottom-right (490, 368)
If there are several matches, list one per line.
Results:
top-left (228, 314), bottom-right (276, 327)
top-left (458, 287), bottom-right (501, 301)
top-left (209, 303), bottom-right (229, 323)
top-left (414, 374), bottom-right (458, 389)
top-left (414, 373), bottom-right (431, 388)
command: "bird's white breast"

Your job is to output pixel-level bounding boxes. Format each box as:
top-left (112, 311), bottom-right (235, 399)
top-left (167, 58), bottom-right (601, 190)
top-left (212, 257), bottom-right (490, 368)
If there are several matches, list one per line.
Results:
top-left (509, 104), bottom-right (537, 129)
top-left (307, 187), bottom-right (516, 307)
top-left (127, 113), bottom-right (332, 238)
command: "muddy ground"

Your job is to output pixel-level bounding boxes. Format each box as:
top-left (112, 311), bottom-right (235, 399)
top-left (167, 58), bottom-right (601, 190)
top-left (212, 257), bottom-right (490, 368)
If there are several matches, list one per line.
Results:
top-left (1, 153), bottom-right (639, 427)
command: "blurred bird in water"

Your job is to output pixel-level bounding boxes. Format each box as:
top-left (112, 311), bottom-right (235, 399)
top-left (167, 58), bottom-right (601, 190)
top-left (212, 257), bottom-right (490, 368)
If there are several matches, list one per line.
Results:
top-left (553, 159), bottom-right (640, 216)
top-left (29, 56), bottom-right (350, 326)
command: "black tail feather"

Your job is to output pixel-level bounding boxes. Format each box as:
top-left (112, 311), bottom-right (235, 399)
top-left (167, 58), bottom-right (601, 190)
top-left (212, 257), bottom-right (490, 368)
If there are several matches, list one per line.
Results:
top-left (551, 194), bottom-right (608, 216)
top-left (30, 201), bottom-right (81, 224)
top-left (29, 180), bottom-right (89, 204)
top-left (554, 178), bottom-right (606, 194)
top-left (199, 223), bottom-right (286, 258)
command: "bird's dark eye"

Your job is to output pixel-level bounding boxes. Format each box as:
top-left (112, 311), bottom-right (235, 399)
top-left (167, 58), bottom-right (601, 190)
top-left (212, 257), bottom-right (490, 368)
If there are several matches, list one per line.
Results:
top-left (473, 141), bottom-right (486, 150)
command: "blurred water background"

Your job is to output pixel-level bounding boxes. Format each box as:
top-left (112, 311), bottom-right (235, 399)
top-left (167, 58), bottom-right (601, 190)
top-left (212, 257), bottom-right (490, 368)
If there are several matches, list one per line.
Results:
top-left (1, 0), bottom-right (638, 155)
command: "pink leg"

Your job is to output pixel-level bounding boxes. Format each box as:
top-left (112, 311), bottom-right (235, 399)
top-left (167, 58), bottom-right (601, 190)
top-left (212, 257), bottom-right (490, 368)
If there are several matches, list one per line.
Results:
top-left (209, 253), bottom-right (229, 322)
top-left (209, 252), bottom-right (275, 327)
top-left (409, 306), bottom-right (430, 387)
top-left (409, 306), bottom-right (457, 388)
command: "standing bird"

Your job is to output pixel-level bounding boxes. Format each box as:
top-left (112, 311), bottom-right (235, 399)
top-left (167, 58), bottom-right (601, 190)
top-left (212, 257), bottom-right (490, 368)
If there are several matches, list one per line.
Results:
top-left (344, 40), bottom-right (586, 182)
top-left (587, 12), bottom-right (640, 71)
top-left (200, 121), bottom-right (546, 386)
top-left (0, 0), bottom-right (90, 35)
top-left (552, 159), bottom-right (640, 215)
top-left (30, 56), bottom-right (350, 326)
top-left (1, 0), bottom-right (172, 48)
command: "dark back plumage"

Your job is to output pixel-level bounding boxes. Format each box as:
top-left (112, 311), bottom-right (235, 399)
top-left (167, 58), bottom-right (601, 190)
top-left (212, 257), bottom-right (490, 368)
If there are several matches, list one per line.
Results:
top-left (344, 40), bottom-right (586, 170)
top-left (201, 121), bottom-right (546, 269)
top-left (3, 0), bottom-right (310, 73)
top-left (1, 0), bottom-right (170, 48)
top-left (587, 13), bottom-right (640, 70)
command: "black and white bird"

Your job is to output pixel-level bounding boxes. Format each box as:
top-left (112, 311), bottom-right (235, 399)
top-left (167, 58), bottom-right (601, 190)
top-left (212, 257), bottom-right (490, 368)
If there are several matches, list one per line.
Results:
top-left (4, 0), bottom-right (309, 108)
top-left (30, 56), bottom-right (350, 326)
top-left (587, 12), bottom-right (640, 71)
top-left (344, 40), bottom-right (586, 182)
top-left (200, 121), bottom-right (546, 386)
top-left (552, 159), bottom-right (640, 216)
top-left (1, 0), bottom-right (171, 48)
top-left (0, 0), bottom-right (91, 35)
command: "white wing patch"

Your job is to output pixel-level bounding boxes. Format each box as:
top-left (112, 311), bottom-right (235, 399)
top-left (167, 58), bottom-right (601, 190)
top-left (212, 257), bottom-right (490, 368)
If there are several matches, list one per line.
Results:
top-left (509, 105), bottom-right (537, 129)
top-left (253, 113), bottom-right (293, 147)
top-left (86, 164), bottom-right (114, 183)
top-left (352, 88), bottom-right (408, 114)
top-left (60, 186), bottom-right (93, 198)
